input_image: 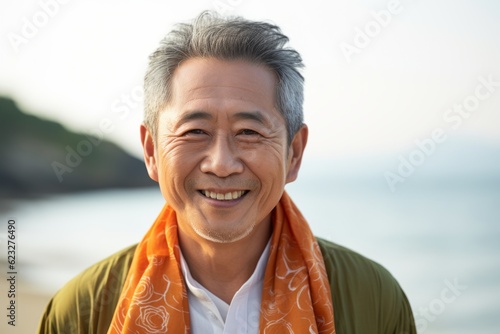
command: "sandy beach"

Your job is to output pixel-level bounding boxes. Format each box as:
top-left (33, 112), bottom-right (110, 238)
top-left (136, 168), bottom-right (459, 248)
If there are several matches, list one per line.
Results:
top-left (1, 280), bottom-right (52, 334)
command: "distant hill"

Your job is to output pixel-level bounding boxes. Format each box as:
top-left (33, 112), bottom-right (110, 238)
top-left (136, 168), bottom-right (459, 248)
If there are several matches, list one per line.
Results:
top-left (0, 97), bottom-right (157, 198)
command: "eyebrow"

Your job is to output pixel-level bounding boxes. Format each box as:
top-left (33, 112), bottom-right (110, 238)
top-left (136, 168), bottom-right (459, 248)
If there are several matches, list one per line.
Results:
top-left (179, 111), bottom-right (214, 122)
top-left (176, 110), bottom-right (270, 128)
top-left (232, 111), bottom-right (268, 125)
top-left (174, 111), bottom-right (213, 129)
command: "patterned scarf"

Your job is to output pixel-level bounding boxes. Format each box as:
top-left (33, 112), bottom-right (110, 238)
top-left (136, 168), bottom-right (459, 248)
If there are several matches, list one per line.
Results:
top-left (108, 191), bottom-right (335, 333)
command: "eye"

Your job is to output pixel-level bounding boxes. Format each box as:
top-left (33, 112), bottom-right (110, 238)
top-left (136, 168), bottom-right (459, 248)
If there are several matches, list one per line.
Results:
top-left (183, 129), bottom-right (207, 136)
top-left (239, 129), bottom-right (260, 136)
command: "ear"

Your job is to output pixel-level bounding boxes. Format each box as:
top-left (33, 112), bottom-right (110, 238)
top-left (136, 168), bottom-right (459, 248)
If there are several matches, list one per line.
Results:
top-left (140, 124), bottom-right (159, 182)
top-left (286, 124), bottom-right (308, 183)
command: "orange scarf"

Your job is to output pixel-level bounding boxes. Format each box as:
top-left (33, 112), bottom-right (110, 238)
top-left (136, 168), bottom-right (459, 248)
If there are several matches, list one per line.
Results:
top-left (108, 192), bottom-right (335, 333)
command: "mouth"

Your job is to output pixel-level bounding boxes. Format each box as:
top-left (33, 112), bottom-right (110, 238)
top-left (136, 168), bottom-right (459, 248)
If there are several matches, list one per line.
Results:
top-left (199, 190), bottom-right (249, 201)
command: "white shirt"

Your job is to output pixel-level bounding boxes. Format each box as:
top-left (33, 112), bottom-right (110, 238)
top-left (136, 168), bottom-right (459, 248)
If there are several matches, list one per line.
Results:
top-left (180, 241), bottom-right (270, 334)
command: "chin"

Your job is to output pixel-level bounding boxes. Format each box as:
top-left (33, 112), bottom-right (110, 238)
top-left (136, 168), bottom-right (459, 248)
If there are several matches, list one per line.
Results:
top-left (192, 223), bottom-right (256, 244)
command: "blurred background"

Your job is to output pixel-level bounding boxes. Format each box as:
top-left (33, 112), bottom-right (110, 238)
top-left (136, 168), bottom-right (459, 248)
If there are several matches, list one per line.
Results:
top-left (1, 0), bottom-right (499, 333)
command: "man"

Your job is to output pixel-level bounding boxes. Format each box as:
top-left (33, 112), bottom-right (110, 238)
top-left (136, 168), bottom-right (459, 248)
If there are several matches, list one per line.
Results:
top-left (39, 11), bottom-right (416, 334)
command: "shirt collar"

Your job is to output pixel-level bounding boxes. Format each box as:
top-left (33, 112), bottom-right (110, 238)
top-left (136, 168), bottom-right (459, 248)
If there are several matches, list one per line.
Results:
top-left (180, 237), bottom-right (271, 302)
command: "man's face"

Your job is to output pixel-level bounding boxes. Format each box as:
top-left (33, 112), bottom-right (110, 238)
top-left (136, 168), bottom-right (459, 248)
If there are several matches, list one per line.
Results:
top-left (141, 58), bottom-right (307, 243)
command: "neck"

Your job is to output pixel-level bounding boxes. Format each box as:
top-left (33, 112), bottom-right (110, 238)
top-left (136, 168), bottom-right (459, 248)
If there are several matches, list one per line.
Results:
top-left (178, 217), bottom-right (272, 304)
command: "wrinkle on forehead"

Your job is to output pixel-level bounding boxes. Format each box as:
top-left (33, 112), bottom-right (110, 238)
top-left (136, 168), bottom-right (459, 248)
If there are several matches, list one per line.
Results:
top-left (169, 57), bottom-right (277, 106)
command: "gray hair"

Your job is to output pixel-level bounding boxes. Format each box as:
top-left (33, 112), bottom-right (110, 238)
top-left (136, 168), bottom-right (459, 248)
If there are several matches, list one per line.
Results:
top-left (144, 11), bottom-right (305, 144)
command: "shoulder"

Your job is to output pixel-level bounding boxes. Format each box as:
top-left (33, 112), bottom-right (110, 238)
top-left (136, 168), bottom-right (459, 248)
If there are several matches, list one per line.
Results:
top-left (317, 237), bottom-right (397, 287)
top-left (38, 244), bottom-right (137, 334)
top-left (316, 237), bottom-right (416, 334)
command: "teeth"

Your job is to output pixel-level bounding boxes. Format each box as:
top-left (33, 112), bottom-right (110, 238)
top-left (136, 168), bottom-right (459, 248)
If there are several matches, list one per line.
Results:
top-left (202, 190), bottom-right (245, 201)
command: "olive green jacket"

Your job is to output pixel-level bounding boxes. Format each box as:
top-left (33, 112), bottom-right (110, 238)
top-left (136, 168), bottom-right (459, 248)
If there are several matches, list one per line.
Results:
top-left (38, 238), bottom-right (416, 333)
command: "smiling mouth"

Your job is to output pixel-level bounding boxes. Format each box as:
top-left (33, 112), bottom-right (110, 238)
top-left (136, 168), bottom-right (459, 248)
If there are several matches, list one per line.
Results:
top-left (200, 190), bottom-right (248, 201)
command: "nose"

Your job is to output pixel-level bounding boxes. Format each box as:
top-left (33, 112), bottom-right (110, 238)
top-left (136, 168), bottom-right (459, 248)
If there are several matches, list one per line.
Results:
top-left (200, 134), bottom-right (244, 177)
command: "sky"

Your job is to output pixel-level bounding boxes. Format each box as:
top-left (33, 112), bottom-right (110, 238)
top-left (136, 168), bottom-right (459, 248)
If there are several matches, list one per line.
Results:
top-left (1, 0), bottom-right (499, 160)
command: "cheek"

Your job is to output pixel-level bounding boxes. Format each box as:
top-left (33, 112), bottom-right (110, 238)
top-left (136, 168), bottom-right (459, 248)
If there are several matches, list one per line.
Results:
top-left (157, 148), bottom-right (200, 198)
top-left (159, 141), bottom-right (203, 170)
top-left (245, 146), bottom-right (288, 182)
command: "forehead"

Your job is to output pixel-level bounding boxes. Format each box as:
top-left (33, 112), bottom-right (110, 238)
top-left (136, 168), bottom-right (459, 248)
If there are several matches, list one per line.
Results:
top-left (168, 57), bottom-right (278, 113)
